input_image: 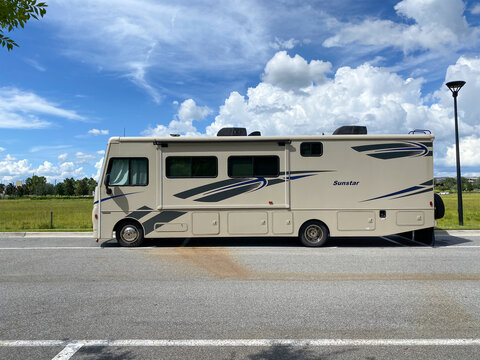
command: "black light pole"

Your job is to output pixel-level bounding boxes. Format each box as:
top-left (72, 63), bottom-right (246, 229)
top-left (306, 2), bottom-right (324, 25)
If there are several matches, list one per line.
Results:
top-left (446, 80), bottom-right (466, 226)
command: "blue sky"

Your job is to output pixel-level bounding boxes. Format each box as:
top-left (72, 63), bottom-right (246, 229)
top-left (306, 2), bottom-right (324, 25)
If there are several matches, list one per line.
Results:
top-left (1, 0), bottom-right (480, 184)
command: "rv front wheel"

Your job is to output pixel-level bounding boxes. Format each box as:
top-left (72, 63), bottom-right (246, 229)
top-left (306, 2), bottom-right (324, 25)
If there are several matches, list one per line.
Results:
top-left (116, 221), bottom-right (144, 247)
top-left (299, 221), bottom-right (328, 247)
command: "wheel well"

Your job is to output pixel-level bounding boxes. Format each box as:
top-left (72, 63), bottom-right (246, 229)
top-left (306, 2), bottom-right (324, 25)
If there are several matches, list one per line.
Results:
top-left (298, 219), bottom-right (330, 237)
top-left (114, 218), bottom-right (144, 235)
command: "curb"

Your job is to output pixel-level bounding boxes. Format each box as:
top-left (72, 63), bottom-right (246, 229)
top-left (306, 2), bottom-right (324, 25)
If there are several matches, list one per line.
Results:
top-left (435, 230), bottom-right (480, 236)
top-left (0, 232), bottom-right (92, 238)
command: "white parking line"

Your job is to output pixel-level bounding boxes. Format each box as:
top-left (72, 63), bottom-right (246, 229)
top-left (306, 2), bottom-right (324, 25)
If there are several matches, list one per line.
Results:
top-left (2, 338), bottom-right (480, 360)
top-left (52, 342), bottom-right (83, 360)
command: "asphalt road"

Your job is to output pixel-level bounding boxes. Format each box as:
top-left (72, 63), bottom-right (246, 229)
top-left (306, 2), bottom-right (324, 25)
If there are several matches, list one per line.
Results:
top-left (0, 232), bottom-right (479, 359)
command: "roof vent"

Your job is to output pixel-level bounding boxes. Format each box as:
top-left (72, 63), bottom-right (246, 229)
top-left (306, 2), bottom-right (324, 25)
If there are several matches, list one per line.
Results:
top-left (333, 126), bottom-right (367, 135)
top-left (217, 127), bottom-right (247, 136)
top-left (248, 131), bottom-right (261, 136)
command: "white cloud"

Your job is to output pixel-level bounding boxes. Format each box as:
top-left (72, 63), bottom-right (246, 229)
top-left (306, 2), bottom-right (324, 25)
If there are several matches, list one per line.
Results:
top-left (48, 0), bottom-right (270, 102)
top-left (0, 151), bottom-right (100, 183)
top-left (262, 51), bottom-right (332, 90)
top-left (88, 129), bottom-right (109, 135)
top-left (0, 87), bottom-right (85, 129)
top-left (269, 37), bottom-right (299, 50)
top-left (97, 150), bottom-right (105, 155)
top-left (0, 155), bottom-right (32, 182)
top-left (323, 0), bottom-right (478, 53)
top-left (143, 98), bottom-right (211, 137)
top-left (58, 153), bottom-right (68, 162)
top-left (93, 157), bottom-right (104, 181)
top-left (472, 4), bottom-right (480, 15)
top-left (30, 145), bottom-right (71, 153)
top-left (75, 152), bottom-right (96, 164)
top-left (0, 147), bottom-right (5, 152)
top-left (177, 99), bottom-right (212, 122)
top-left (208, 56), bottom-right (428, 137)
top-left (442, 135), bottom-right (480, 166)
top-left (23, 58), bottom-right (46, 72)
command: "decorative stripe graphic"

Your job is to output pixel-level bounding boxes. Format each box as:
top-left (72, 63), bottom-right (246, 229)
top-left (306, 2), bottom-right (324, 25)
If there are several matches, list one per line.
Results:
top-left (127, 206), bottom-right (153, 220)
top-left (362, 180), bottom-right (434, 202)
top-left (173, 170), bottom-right (335, 203)
top-left (174, 179), bottom-right (245, 199)
top-left (352, 141), bottom-right (432, 159)
top-left (94, 192), bottom-right (141, 204)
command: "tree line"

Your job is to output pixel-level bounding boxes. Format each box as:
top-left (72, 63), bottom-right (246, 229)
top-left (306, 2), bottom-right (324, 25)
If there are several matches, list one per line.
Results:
top-left (0, 176), bottom-right (97, 197)
top-left (435, 177), bottom-right (480, 193)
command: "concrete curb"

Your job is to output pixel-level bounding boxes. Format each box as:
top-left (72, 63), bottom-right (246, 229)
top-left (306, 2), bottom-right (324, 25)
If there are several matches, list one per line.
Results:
top-left (0, 232), bottom-right (92, 238)
top-left (435, 230), bottom-right (480, 236)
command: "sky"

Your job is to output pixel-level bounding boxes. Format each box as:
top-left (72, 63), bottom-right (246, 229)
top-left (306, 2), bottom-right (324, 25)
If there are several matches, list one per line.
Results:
top-left (1, 0), bottom-right (480, 184)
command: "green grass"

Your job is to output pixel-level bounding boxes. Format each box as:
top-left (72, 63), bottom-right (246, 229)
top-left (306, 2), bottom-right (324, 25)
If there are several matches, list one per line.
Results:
top-left (436, 192), bottom-right (480, 230)
top-left (0, 197), bottom-right (94, 231)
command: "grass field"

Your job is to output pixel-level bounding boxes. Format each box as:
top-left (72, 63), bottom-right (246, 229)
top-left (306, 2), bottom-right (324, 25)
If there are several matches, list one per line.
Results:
top-left (436, 192), bottom-right (480, 230)
top-left (0, 193), bottom-right (478, 231)
top-left (0, 197), bottom-right (93, 231)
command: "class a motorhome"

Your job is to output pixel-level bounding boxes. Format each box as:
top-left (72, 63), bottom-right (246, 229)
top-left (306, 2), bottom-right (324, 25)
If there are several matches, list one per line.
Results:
top-left (92, 126), bottom-right (444, 247)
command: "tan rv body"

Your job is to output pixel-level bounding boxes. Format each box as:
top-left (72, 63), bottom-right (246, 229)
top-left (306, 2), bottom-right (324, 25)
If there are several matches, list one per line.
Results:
top-left (93, 134), bottom-right (435, 243)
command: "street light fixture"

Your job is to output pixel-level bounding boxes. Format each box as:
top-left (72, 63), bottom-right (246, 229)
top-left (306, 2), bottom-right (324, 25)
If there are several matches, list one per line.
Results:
top-left (445, 80), bottom-right (466, 226)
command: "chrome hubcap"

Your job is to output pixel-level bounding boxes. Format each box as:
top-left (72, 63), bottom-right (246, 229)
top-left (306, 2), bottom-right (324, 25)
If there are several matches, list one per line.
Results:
top-left (121, 226), bottom-right (138, 242)
top-left (305, 225), bottom-right (322, 242)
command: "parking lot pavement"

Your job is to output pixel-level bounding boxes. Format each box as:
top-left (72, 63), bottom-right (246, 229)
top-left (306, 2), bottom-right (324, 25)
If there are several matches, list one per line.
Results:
top-left (0, 232), bottom-right (479, 359)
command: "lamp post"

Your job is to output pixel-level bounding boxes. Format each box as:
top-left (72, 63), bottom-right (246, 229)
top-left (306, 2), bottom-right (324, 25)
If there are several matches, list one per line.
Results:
top-left (445, 80), bottom-right (466, 226)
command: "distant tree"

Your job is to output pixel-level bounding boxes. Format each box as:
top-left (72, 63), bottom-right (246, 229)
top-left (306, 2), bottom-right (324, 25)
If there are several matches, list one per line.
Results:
top-left (0, 0), bottom-right (48, 51)
top-left (87, 177), bottom-right (97, 195)
top-left (39, 182), bottom-right (55, 195)
top-left (63, 177), bottom-right (75, 196)
top-left (25, 175), bottom-right (47, 195)
top-left (462, 177), bottom-right (473, 192)
top-left (55, 182), bottom-right (65, 196)
top-left (0, 183), bottom-right (4, 193)
top-left (475, 178), bottom-right (480, 190)
top-left (15, 184), bottom-right (27, 196)
top-left (75, 177), bottom-right (89, 196)
top-left (443, 177), bottom-right (455, 190)
top-left (5, 183), bottom-right (15, 196)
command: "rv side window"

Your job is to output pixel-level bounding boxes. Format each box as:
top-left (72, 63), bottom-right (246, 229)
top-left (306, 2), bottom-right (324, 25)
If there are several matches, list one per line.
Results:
top-left (228, 156), bottom-right (279, 177)
top-left (300, 142), bottom-right (323, 157)
top-left (166, 157), bottom-right (217, 178)
top-left (108, 158), bottom-right (148, 186)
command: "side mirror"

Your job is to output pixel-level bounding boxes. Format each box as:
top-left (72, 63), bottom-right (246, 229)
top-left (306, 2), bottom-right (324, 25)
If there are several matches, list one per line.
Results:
top-left (104, 174), bottom-right (112, 195)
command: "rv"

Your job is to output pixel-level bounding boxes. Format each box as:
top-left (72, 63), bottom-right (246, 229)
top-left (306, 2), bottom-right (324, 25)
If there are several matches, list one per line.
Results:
top-left (92, 127), bottom-right (444, 247)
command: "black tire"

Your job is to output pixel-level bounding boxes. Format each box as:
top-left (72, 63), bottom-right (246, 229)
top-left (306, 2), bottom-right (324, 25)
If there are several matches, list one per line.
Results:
top-left (116, 221), bottom-right (145, 247)
top-left (299, 221), bottom-right (329, 247)
top-left (414, 227), bottom-right (435, 246)
top-left (434, 193), bottom-right (445, 219)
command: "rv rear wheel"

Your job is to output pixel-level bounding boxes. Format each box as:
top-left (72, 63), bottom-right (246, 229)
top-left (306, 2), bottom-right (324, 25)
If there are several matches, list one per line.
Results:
top-left (299, 221), bottom-right (328, 247)
top-left (116, 221), bottom-right (144, 247)
top-left (434, 193), bottom-right (445, 219)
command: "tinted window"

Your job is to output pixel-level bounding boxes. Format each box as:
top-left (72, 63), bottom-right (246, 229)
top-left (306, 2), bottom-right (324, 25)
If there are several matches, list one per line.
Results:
top-left (228, 156), bottom-right (279, 177)
top-left (166, 157), bottom-right (217, 178)
top-left (301, 142), bottom-right (323, 157)
top-left (108, 158), bottom-right (148, 186)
